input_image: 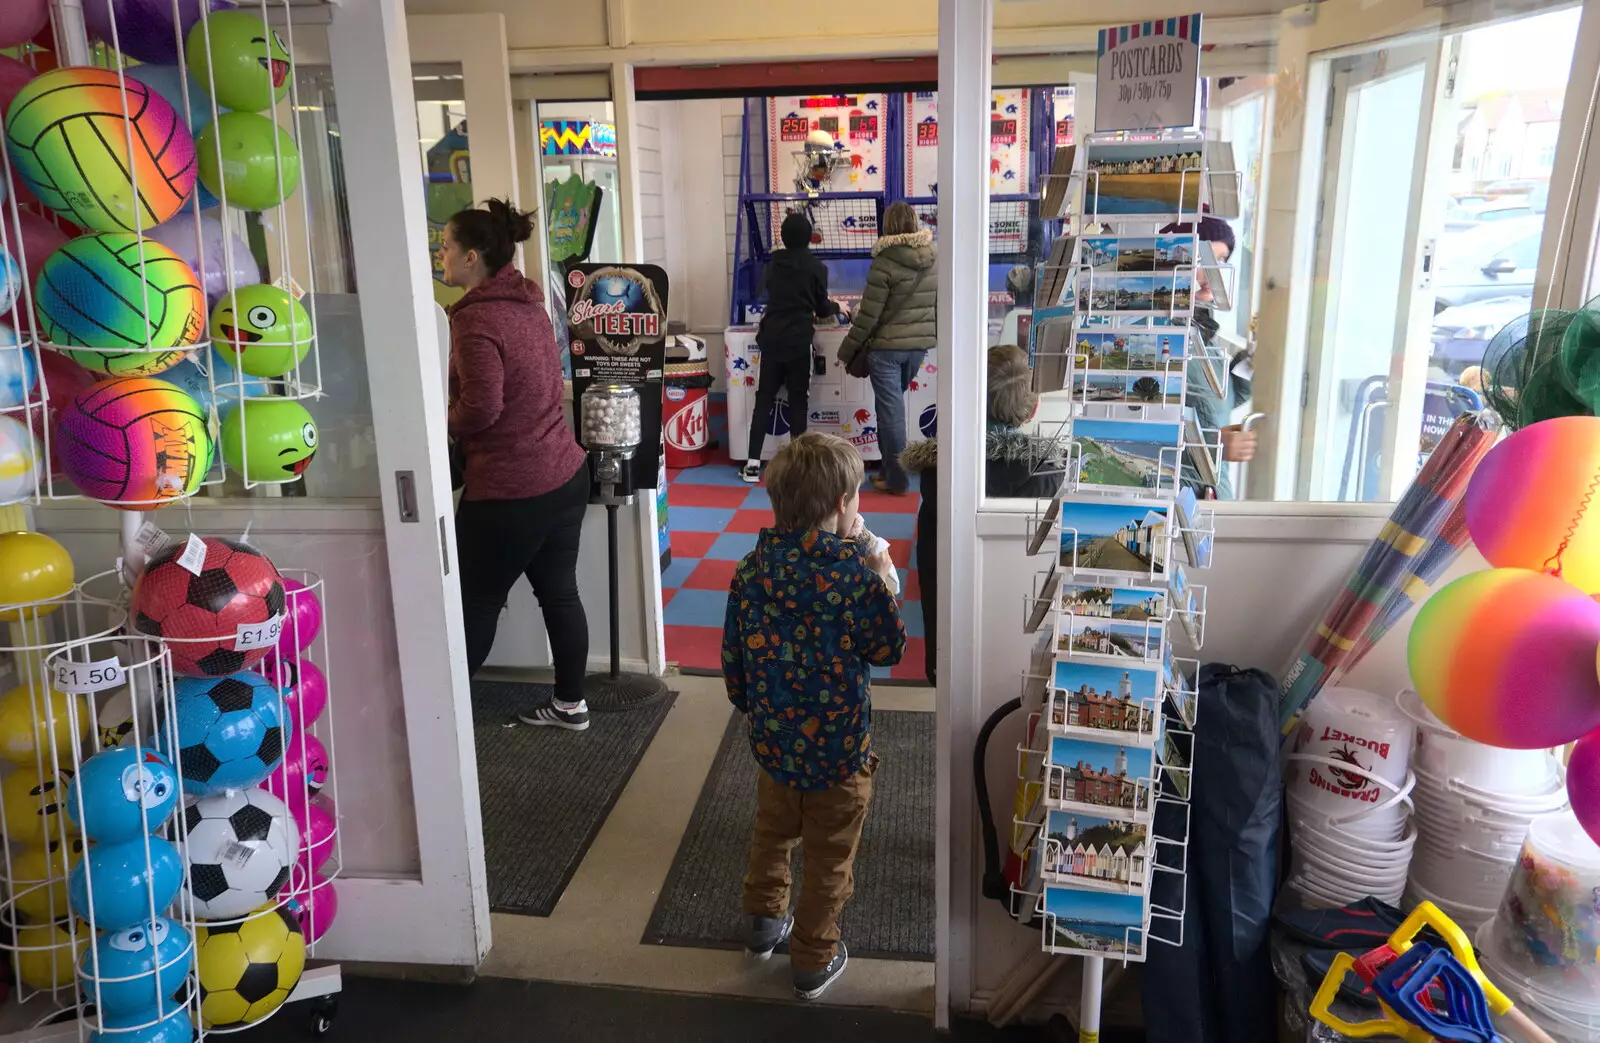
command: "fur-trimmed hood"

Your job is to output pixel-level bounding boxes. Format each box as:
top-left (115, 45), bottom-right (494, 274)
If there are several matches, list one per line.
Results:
top-left (872, 228), bottom-right (935, 258)
top-left (900, 427), bottom-right (1069, 476)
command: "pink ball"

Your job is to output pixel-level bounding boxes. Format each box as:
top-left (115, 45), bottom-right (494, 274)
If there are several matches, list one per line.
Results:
top-left (262, 732), bottom-right (329, 803)
top-left (293, 796), bottom-right (336, 875)
top-left (289, 878), bottom-right (338, 943)
top-left (0, 0), bottom-right (48, 49)
top-left (1571, 730), bottom-right (1600, 847)
top-left (0, 55), bottom-right (36, 116)
top-left (254, 657), bottom-right (328, 731)
top-left (264, 579), bottom-right (323, 666)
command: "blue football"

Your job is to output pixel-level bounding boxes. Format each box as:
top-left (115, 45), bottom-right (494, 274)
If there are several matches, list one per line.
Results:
top-left (163, 672), bottom-right (291, 798)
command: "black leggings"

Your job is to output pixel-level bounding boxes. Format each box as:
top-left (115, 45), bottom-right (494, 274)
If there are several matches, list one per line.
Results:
top-left (456, 464), bottom-right (590, 703)
top-left (747, 353), bottom-right (811, 461)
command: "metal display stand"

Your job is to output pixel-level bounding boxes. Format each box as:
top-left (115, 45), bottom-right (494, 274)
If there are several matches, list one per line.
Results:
top-left (1006, 123), bottom-right (1238, 1039)
top-left (0, 0), bottom-right (347, 1035)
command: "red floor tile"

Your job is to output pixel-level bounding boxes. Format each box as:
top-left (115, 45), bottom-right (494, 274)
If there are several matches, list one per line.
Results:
top-left (857, 489), bottom-right (921, 514)
top-left (669, 484), bottom-right (753, 509)
top-left (891, 638), bottom-right (928, 681)
top-left (726, 508), bottom-right (776, 534)
top-left (684, 558), bottom-right (738, 591)
top-left (665, 624), bottom-right (724, 672)
top-left (887, 539), bottom-right (913, 568)
top-left (903, 569), bottom-right (921, 600)
top-left (671, 530), bottom-right (718, 559)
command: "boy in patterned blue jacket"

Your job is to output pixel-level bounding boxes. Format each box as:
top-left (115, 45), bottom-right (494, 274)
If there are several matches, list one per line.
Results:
top-left (722, 432), bottom-right (906, 1000)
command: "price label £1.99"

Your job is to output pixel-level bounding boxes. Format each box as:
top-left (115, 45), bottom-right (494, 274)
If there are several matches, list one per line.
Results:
top-left (52, 657), bottom-right (125, 694)
top-left (234, 616), bottom-right (285, 651)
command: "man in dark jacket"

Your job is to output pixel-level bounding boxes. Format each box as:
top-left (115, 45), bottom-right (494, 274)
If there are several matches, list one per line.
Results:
top-left (743, 212), bottom-right (843, 483)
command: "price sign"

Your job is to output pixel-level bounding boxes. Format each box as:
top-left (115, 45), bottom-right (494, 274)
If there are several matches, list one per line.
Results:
top-left (235, 616), bottom-right (284, 651)
top-left (53, 656), bottom-right (124, 695)
top-left (849, 113), bottom-right (879, 140)
top-left (779, 116), bottom-right (809, 142)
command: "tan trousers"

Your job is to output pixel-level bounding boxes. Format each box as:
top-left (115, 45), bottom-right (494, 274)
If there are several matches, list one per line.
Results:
top-left (741, 756), bottom-right (877, 973)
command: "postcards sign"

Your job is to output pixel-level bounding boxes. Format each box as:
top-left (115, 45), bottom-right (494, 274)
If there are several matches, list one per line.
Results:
top-left (1095, 14), bottom-right (1203, 132)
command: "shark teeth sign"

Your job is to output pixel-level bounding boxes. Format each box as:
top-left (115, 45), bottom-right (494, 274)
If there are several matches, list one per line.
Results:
top-left (1095, 14), bottom-right (1203, 132)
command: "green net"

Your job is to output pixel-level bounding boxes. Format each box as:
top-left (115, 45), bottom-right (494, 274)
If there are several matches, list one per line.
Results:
top-left (1479, 300), bottom-right (1600, 430)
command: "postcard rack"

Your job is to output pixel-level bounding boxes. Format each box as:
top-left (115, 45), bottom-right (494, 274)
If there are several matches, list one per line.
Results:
top-left (1008, 127), bottom-right (1237, 969)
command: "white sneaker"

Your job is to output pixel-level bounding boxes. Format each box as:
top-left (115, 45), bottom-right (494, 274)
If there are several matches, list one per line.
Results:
top-left (518, 702), bottom-right (590, 731)
top-left (740, 461), bottom-right (762, 484)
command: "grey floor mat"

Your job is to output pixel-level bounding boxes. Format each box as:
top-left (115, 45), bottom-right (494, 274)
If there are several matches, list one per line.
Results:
top-left (642, 709), bottom-right (935, 961)
top-left (474, 680), bottom-right (675, 917)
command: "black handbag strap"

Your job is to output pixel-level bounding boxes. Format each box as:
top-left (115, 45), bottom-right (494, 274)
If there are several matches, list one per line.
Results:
top-left (862, 266), bottom-right (929, 348)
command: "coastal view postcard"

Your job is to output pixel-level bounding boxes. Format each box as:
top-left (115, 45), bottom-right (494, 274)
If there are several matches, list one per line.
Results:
top-left (1077, 272), bottom-right (1194, 315)
top-left (1059, 500), bottom-right (1171, 580)
top-left (1072, 331), bottom-right (1188, 371)
top-left (1061, 582), bottom-right (1167, 621)
top-left (1048, 659), bottom-right (1160, 743)
top-left (1072, 371), bottom-right (1185, 406)
top-left (1085, 141), bottom-right (1204, 215)
top-left (1043, 810), bottom-right (1151, 893)
top-left (1069, 418), bottom-right (1182, 493)
top-left (1057, 614), bottom-right (1163, 662)
top-left (1080, 235), bottom-right (1197, 274)
top-left (1043, 884), bottom-right (1148, 958)
top-left (1047, 735), bottom-right (1154, 821)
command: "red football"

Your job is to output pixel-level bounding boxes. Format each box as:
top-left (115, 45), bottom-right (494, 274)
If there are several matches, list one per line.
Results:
top-left (132, 537), bottom-right (285, 676)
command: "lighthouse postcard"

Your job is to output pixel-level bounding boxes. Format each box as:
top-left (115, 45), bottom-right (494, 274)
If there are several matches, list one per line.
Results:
top-left (1045, 736), bottom-right (1155, 823)
top-left (1049, 659), bottom-right (1162, 746)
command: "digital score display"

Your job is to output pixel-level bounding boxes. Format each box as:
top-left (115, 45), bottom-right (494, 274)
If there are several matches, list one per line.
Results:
top-left (849, 113), bottom-right (880, 139)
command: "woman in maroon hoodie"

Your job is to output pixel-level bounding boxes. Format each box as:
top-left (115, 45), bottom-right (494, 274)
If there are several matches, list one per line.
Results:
top-left (441, 198), bottom-right (592, 731)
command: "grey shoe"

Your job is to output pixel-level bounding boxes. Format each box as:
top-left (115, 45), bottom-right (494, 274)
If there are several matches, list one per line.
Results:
top-left (744, 912), bottom-right (792, 960)
top-left (793, 942), bottom-right (847, 1000)
top-left (518, 702), bottom-right (590, 731)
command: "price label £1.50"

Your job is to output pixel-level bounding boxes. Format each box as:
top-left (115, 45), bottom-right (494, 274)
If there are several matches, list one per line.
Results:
top-left (234, 616), bottom-right (285, 651)
top-left (52, 657), bottom-right (125, 695)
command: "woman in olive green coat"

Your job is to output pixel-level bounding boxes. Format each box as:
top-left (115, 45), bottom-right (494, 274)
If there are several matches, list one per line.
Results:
top-left (838, 201), bottom-right (938, 493)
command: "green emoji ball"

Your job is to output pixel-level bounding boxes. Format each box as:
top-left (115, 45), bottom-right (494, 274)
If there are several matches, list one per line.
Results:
top-left (196, 112), bottom-right (301, 212)
top-left (185, 10), bottom-right (292, 112)
top-left (212, 285), bottom-right (312, 378)
top-left (220, 396), bottom-right (318, 483)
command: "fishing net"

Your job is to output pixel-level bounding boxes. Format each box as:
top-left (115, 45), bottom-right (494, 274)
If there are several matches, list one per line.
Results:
top-left (1480, 298), bottom-right (1600, 430)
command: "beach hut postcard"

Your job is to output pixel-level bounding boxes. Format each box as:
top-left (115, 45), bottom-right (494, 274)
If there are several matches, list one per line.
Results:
top-left (1046, 735), bottom-right (1154, 821)
top-left (1085, 141), bottom-right (1205, 215)
top-left (1081, 237), bottom-right (1120, 273)
top-left (1042, 810), bottom-right (1151, 893)
top-left (1069, 418), bottom-right (1182, 493)
top-left (1072, 372), bottom-right (1184, 406)
top-left (1048, 658), bottom-right (1161, 743)
top-left (1042, 884), bottom-right (1148, 958)
top-left (1061, 582), bottom-right (1167, 622)
top-left (1059, 500), bottom-right (1171, 581)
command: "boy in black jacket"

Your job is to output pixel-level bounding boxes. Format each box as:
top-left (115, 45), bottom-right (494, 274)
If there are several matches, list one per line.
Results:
top-left (743, 213), bottom-right (844, 483)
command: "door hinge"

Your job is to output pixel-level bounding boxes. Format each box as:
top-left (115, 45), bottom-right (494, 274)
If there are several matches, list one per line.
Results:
top-left (1444, 56), bottom-right (1459, 99)
top-left (1301, 371), bottom-right (1310, 408)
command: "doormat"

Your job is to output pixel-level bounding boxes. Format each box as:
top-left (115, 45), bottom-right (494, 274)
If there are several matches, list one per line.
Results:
top-left (474, 680), bottom-right (675, 917)
top-left (641, 709), bottom-right (935, 961)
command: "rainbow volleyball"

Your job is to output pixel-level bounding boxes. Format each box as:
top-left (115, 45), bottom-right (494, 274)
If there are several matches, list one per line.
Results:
top-left (1464, 415), bottom-right (1600, 594)
top-left (57, 377), bottom-right (212, 509)
top-left (1407, 567), bottom-right (1600, 749)
top-left (4, 66), bottom-right (196, 233)
top-left (34, 233), bottom-right (204, 375)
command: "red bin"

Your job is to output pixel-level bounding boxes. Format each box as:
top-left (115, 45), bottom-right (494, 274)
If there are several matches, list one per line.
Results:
top-left (663, 385), bottom-right (710, 468)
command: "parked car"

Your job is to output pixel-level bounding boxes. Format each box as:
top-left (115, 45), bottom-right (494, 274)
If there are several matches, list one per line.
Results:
top-left (1430, 296), bottom-right (1529, 377)
top-left (1434, 215), bottom-right (1543, 313)
top-left (1444, 196), bottom-right (1533, 233)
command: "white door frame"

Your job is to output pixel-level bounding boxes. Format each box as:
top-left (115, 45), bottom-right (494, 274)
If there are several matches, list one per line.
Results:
top-left (323, 0), bottom-right (489, 966)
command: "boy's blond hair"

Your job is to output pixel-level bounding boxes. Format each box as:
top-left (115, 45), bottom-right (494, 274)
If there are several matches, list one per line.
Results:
top-left (766, 432), bottom-right (864, 531)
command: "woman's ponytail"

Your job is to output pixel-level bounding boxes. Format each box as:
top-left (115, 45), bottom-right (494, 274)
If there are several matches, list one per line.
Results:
top-left (448, 197), bottom-right (536, 271)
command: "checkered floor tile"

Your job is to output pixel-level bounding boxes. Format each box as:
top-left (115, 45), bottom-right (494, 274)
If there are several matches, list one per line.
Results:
top-left (664, 395), bottom-right (926, 680)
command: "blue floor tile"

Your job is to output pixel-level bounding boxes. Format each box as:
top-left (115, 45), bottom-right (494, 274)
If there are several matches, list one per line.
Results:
top-left (671, 466), bottom-right (749, 488)
top-left (860, 512), bottom-right (917, 539)
top-left (664, 588), bottom-right (730, 627)
top-left (743, 487), bottom-right (771, 510)
top-left (898, 598), bottom-right (925, 639)
top-left (707, 531), bottom-right (760, 561)
top-left (671, 506), bottom-right (738, 532)
top-left (661, 555), bottom-right (699, 588)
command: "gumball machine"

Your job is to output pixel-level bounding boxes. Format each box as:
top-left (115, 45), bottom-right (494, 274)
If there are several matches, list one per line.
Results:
top-left (580, 383), bottom-right (642, 505)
